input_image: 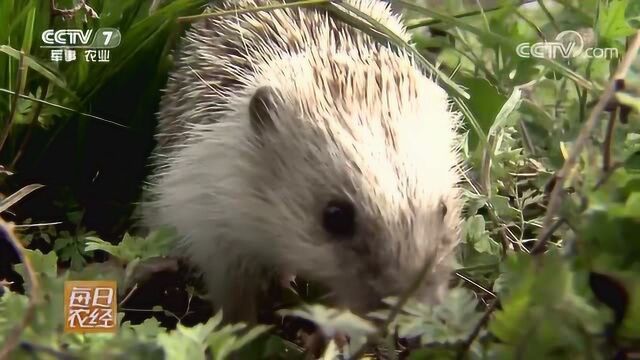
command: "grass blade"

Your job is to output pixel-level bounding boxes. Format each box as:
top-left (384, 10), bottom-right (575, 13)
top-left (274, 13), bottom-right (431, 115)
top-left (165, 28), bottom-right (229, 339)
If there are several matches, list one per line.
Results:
top-left (0, 45), bottom-right (71, 93)
top-left (0, 184), bottom-right (44, 213)
top-left (0, 87), bottom-right (128, 129)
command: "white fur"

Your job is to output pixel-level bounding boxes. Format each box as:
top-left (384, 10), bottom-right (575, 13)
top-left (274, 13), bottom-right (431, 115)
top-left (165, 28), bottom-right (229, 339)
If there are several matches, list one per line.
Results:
top-left (143, 0), bottom-right (463, 322)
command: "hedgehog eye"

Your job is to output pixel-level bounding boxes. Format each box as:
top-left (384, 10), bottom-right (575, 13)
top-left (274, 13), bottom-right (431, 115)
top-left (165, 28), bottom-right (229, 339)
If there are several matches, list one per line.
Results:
top-left (439, 200), bottom-right (448, 220)
top-left (322, 199), bottom-right (356, 237)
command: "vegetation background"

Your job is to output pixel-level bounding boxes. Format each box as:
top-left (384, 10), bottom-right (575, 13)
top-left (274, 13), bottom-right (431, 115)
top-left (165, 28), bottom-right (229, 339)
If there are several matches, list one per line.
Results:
top-left (1, 0), bottom-right (639, 359)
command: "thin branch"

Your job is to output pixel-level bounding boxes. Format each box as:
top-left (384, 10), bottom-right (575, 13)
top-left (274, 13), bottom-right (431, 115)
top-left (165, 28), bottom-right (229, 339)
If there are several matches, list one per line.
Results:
top-left (594, 162), bottom-right (623, 190)
top-left (405, 5), bottom-right (503, 30)
top-left (532, 31), bottom-right (640, 255)
top-left (602, 73), bottom-right (626, 171)
top-left (456, 299), bottom-right (500, 360)
top-left (487, 210), bottom-right (517, 256)
top-left (535, 0), bottom-right (560, 33)
top-left (530, 218), bottom-right (566, 255)
top-left (513, 9), bottom-right (545, 40)
top-left (13, 221), bottom-right (63, 228)
top-left (602, 107), bottom-right (619, 172)
top-left (381, 256), bottom-right (435, 335)
top-left (177, 0), bottom-right (330, 23)
top-left (118, 283), bottom-right (138, 307)
top-left (455, 272), bottom-right (496, 298)
top-left (50, 0), bottom-right (99, 20)
top-left (120, 306), bottom-right (182, 322)
top-left (0, 88), bottom-right (127, 129)
top-left (0, 220), bottom-right (41, 360)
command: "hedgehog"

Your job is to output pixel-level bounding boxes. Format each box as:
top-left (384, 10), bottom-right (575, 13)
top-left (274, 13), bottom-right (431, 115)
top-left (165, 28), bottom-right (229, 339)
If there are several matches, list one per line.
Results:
top-left (142, 0), bottom-right (463, 324)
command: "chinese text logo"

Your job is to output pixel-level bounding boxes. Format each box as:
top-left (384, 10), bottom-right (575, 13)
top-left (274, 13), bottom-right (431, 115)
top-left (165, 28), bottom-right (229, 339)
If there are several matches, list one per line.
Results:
top-left (64, 280), bottom-right (117, 333)
top-left (516, 30), bottom-right (618, 59)
top-left (41, 28), bottom-right (121, 64)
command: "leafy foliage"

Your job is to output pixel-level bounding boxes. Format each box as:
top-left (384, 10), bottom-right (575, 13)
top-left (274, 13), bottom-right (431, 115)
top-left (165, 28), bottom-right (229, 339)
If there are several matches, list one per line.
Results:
top-left (1, 0), bottom-right (640, 359)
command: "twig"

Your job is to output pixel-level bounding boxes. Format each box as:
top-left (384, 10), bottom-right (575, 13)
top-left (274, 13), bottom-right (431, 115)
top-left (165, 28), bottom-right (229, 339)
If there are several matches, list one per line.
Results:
top-left (535, 0), bottom-right (560, 33)
top-left (593, 162), bottom-right (623, 190)
top-left (602, 108), bottom-right (618, 172)
top-left (532, 31), bottom-right (640, 255)
top-left (50, 0), bottom-right (99, 20)
top-left (405, 5), bottom-right (503, 30)
top-left (530, 218), bottom-right (566, 255)
top-left (180, 288), bottom-right (195, 322)
top-left (602, 76), bottom-right (626, 171)
top-left (513, 9), bottom-right (545, 40)
top-left (177, 0), bottom-right (330, 23)
top-left (455, 272), bottom-right (496, 298)
top-left (118, 283), bottom-right (138, 307)
top-left (455, 299), bottom-right (500, 360)
top-left (120, 307), bottom-right (182, 322)
top-left (355, 251), bottom-right (495, 356)
top-left (381, 256), bottom-right (435, 335)
top-left (348, 249), bottom-right (443, 358)
top-left (488, 211), bottom-right (515, 256)
top-left (0, 220), bottom-right (41, 360)
top-left (0, 88), bottom-right (127, 129)
top-left (13, 221), bottom-right (63, 228)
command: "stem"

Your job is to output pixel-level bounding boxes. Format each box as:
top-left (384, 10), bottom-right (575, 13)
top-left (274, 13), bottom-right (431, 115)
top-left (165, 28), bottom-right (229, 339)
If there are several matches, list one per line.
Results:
top-left (532, 31), bottom-right (640, 255)
top-left (177, 0), bottom-right (330, 23)
top-left (456, 299), bottom-right (500, 359)
top-left (381, 256), bottom-right (435, 335)
top-left (602, 108), bottom-right (618, 172)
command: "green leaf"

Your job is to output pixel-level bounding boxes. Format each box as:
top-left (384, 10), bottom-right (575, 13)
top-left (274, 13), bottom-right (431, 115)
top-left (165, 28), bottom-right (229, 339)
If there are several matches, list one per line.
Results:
top-left (85, 228), bottom-right (176, 263)
top-left (599, 0), bottom-right (636, 40)
top-left (156, 312), bottom-right (270, 360)
top-left (0, 45), bottom-right (70, 91)
top-left (489, 253), bottom-right (606, 357)
top-left (462, 215), bottom-right (501, 256)
top-left (490, 194), bottom-right (518, 218)
top-left (624, 192), bottom-right (640, 216)
top-left (157, 315), bottom-right (220, 360)
top-left (207, 323), bottom-right (270, 360)
top-left (488, 88), bottom-right (522, 136)
top-left (459, 78), bottom-right (507, 150)
top-left (14, 248), bottom-right (58, 281)
top-left (372, 288), bottom-right (484, 346)
top-left (0, 289), bottom-right (29, 340)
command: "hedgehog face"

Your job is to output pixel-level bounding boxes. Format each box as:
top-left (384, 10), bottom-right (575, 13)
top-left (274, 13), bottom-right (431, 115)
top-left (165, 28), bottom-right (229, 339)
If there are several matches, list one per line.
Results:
top-left (245, 58), bottom-right (463, 314)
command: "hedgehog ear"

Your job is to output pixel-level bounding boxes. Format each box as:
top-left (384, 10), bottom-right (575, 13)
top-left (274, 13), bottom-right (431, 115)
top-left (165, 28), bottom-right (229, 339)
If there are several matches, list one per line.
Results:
top-left (249, 86), bottom-right (281, 135)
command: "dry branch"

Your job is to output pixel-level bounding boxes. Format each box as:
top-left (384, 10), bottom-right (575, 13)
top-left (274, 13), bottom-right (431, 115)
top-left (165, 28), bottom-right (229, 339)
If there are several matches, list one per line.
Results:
top-left (532, 31), bottom-right (640, 255)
